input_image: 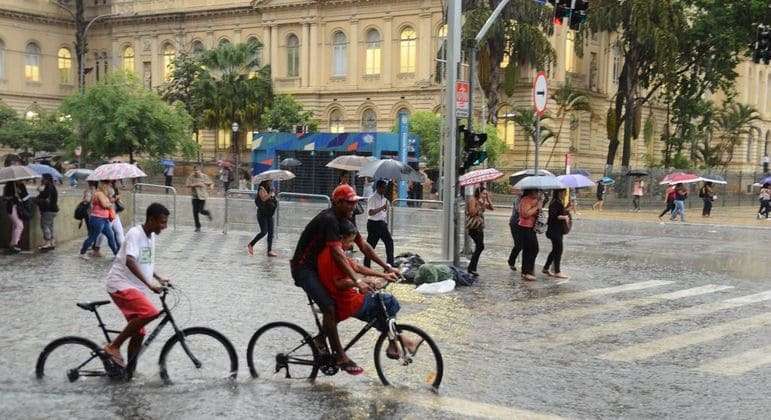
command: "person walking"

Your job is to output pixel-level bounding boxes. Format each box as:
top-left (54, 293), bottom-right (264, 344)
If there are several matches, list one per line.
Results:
top-left (94, 181), bottom-right (126, 254)
top-left (632, 177), bottom-right (645, 212)
top-left (670, 183), bottom-right (688, 222)
top-left (363, 179), bottom-right (395, 268)
top-left (248, 180), bottom-right (278, 257)
top-left (518, 189), bottom-right (542, 281)
top-left (163, 164), bottom-right (174, 194)
top-left (219, 166), bottom-right (232, 193)
top-left (3, 180), bottom-right (30, 254)
top-left (466, 185), bottom-right (494, 276)
top-left (508, 189), bottom-right (522, 271)
top-left (758, 183), bottom-right (771, 219)
top-left (543, 189), bottom-right (570, 280)
top-left (592, 182), bottom-right (605, 211)
top-left (79, 181), bottom-right (119, 259)
top-left (36, 174), bottom-right (59, 251)
top-left (185, 165), bottom-right (214, 232)
top-left (700, 182), bottom-right (715, 217)
top-left (658, 184), bottom-right (677, 221)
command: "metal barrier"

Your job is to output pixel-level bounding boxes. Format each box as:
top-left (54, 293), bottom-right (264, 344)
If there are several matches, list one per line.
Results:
top-left (132, 183), bottom-right (177, 230)
top-left (223, 189), bottom-right (257, 234)
top-left (276, 192), bottom-right (332, 229)
top-left (388, 199), bottom-right (444, 233)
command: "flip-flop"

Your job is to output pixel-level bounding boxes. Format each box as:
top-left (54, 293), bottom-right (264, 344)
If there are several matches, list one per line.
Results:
top-left (337, 360), bottom-right (364, 376)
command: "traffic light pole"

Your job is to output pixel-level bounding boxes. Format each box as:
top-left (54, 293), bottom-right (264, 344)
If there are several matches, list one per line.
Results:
top-left (534, 116), bottom-right (541, 174)
top-left (441, 0), bottom-right (461, 263)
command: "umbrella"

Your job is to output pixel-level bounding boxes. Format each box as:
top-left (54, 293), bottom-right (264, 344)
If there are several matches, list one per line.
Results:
top-left (659, 172), bottom-right (700, 185)
top-left (459, 168), bottom-right (504, 187)
top-left (87, 163), bottom-right (147, 181)
top-left (626, 169), bottom-right (649, 177)
top-left (252, 169), bottom-right (296, 183)
top-left (358, 159), bottom-right (424, 183)
top-left (160, 159), bottom-right (175, 167)
top-left (509, 168), bottom-right (554, 185)
top-left (757, 174), bottom-right (771, 185)
top-left (26, 163), bottom-right (62, 180)
top-left (557, 174), bottom-right (595, 189)
top-left (598, 176), bottom-right (615, 185)
top-left (0, 165), bottom-right (41, 183)
top-left (217, 159), bottom-right (233, 169)
top-left (326, 155), bottom-right (376, 171)
top-left (64, 168), bottom-right (94, 179)
top-left (698, 175), bottom-right (727, 185)
top-left (514, 175), bottom-right (566, 190)
top-left (279, 157), bottom-right (302, 167)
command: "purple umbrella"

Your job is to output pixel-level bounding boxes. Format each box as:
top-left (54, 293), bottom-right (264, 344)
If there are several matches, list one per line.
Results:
top-left (556, 174), bottom-right (595, 189)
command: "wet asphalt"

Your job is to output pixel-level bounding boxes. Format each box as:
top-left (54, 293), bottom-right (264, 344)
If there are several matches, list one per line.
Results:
top-left (1, 197), bottom-right (770, 419)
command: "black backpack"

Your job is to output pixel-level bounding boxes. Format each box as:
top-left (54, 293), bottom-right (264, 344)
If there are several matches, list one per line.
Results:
top-left (74, 201), bottom-right (90, 228)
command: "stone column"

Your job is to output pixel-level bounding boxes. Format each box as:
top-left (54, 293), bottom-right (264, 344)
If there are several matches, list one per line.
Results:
top-left (418, 13), bottom-right (432, 81)
top-left (270, 25), bottom-right (279, 81)
top-left (263, 26), bottom-right (272, 65)
top-left (350, 20), bottom-right (359, 88)
top-left (309, 22), bottom-right (319, 88)
top-left (302, 22), bottom-right (310, 87)
top-left (151, 34), bottom-right (159, 88)
top-left (383, 17), bottom-right (392, 85)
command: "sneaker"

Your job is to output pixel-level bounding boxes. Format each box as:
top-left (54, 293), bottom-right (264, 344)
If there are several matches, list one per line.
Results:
top-left (79, 253), bottom-right (90, 260)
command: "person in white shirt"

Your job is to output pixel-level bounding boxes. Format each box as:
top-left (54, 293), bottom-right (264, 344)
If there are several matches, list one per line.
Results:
top-left (363, 180), bottom-right (394, 268)
top-left (102, 203), bottom-right (171, 368)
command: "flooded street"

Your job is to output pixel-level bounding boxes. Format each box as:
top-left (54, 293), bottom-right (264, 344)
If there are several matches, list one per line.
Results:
top-left (2, 201), bottom-right (770, 419)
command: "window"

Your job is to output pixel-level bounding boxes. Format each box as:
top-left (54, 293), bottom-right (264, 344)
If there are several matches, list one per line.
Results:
top-left (192, 40), bottom-right (205, 55)
top-left (25, 109), bottom-right (39, 120)
top-left (565, 31), bottom-right (576, 73)
top-left (747, 131), bottom-right (755, 162)
top-left (361, 109), bottom-right (377, 131)
top-left (395, 107), bottom-right (410, 126)
top-left (162, 43), bottom-right (175, 81)
top-left (399, 27), bottom-right (417, 73)
top-left (122, 46), bottom-right (135, 72)
top-left (102, 52), bottom-right (109, 77)
top-left (57, 48), bottom-right (72, 84)
top-left (612, 45), bottom-right (623, 83)
top-left (0, 39), bottom-right (5, 80)
top-left (287, 34), bottom-right (299, 77)
top-left (329, 109), bottom-right (344, 133)
top-left (496, 106), bottom-right (516, 149)
top-left (332, 31), bottom-right (347, 76)
top-left (217, 129), bottom-right (231, 150)
top-left (95, 52), bottom-right (101, 81)
top-left (25, 43), bottom-right (41, 82)
top-left (247, 37), bottom-right (263, 67)
top-left (218, 38), bottom-right (231, 47)
top-left (435, 25), bottom-right (447, 82)
top-left (365, 29), bottom-right (381, 75)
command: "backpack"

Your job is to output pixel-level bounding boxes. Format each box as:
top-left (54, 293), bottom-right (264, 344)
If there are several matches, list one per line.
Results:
top-left (74, 201), bottom-right (90, 227)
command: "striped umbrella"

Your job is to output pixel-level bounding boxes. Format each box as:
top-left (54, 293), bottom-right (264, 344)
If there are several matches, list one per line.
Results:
top-left (87, 163), bottom-right (147, 181)
top-left (459, 168), bottom-right (504, 187)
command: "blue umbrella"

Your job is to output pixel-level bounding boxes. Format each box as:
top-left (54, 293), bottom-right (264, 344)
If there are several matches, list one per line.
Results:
top-left (160, 159), bottom-right (175, 167)
top-left (557, 174), bottom-right (595, 189)
top-left (598, 176), bottom-right (615, 185)
top-left (26, 163), bottom-right (62, 180)
top-left (757, 174), bottom-right (771, 185)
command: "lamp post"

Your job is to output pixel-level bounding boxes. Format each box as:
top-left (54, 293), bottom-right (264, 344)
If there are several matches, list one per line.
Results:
top-left (232, 121), bottom-right (240, 188)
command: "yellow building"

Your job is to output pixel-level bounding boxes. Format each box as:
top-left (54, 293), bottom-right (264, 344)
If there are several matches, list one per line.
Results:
top-left (0, 0), bottom-right (768, 175)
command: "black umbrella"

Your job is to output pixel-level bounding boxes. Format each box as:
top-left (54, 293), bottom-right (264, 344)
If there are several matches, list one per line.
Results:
top-left (280, 157), bottom-right (302, 167)
top-left (626, 169), bottom-right (649, 177)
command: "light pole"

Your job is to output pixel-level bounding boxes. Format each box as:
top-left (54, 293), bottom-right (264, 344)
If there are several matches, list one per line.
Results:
top-left (232, 121), bottom-right (240, 189)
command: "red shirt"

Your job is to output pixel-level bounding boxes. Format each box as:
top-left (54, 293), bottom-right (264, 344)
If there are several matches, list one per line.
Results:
top-left (317, 242), bottom-right (365, 321)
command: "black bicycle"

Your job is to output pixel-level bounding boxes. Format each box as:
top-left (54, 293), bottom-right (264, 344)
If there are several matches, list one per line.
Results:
top-left (35, 287), bottom-right (238, 385)
top-left (246, 283), bottom-right (443, 390)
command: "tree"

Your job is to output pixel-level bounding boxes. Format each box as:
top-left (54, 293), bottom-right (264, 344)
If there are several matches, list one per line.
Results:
top-left (0, 101), bottom-right (16, 128)
top-left (0, 108), bottom-right (74, 154)
top-left (544, 80), bottom-right (592, 167)
top-left (462, 0), bottom-right (556, 124)
top-left (407, 111), bottom-right (442, 168)
top-left (261, 95), bottom-right (318, 133)
top-left (510, 107), bottom-right (554, 167)
top-left (711, 102), bottom-right (760, 168)
top-left (61, 71), bottom-right (196, 162)
top-left (160, 52), bottom-right (208, 161)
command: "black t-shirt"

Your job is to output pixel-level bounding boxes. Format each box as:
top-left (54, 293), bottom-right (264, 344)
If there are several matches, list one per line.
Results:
top-left (37, 184), bottom-right (59, 213)
top-left (291, 208), bottom-right (360, 268)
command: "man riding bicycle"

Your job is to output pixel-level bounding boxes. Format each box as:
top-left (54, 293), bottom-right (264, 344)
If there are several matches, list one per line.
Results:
top-left (290, 184), bottom-right (398, 375)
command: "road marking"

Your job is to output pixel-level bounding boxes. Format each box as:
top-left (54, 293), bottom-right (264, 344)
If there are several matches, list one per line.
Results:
top-left (535, 280), bottom-right (673, 303)
top-left (523, 290), bottom-right (771, 349)
top-left (600, 312), bottom-right (771, 361)
top-left (695, 343), bottom-right (771, 376)
top-left (529, 285), bottom-right (733, 321)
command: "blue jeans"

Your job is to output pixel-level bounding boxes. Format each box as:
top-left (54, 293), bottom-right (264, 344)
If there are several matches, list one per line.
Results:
top-left (671, 200), bottom-right (686, 222)
top-left (354, 293), bottom-right (400, 333)
top-left (80, 216), bottom-right (118, 255)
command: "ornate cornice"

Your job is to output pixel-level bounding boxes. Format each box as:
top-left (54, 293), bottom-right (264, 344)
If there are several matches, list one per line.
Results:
top-left (111, 6), bottom-right (258, 26)
top-left (0, 8), bottom-right (72, 26)
top-left (252, 0), bottom-right (318, 11)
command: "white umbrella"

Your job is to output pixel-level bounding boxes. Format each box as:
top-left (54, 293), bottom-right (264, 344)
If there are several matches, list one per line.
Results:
top-left (326, 155), bottom-right (377, 171)
top-left (511, 168), bottom-right (554, 177)
top-left (87, 163), bottom-right (147, 181)
top-left (252, 169), bottom-right (296, 183)
top-left (358, 159), bottom-right (424, 183)
top-left (514, 175), bottom-right (566, 190)
top-left (0, 165), bottom-right (41, 183)
top-left (64, 168), bottom-right (95, 179)
top-left (697, 176), bottom-right (727, 185)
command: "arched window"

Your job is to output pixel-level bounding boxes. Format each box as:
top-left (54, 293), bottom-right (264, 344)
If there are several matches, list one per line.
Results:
top-left (365, 29), bottom-right (381, 75)
top-left (247, 37), bottom-right (263, 67)
top-left (25, 109), bottom-right (39, 120)
top-left (218, 38), bottom-right (231, 47)
top-left (496, 106), bottom-right (516, 149)
top-left (329, 109), bottom-right (344, 133)
top-left (25, 42), bottom-right (41, 82)
top-left (287, 34), bottom-right (299, 77)
top-left (395, 107), bottom-right (410, 127)
top-left (57, 47), bottom-right (72, 84)
top-left (122, 46), bottom-right (135, 72)
top-left (765, 131), bottom-right (771, 161)
top-left (435, 25), bottom-right (447, 82)
top-left (565, 31), bottom-right (576, 73)
top-left (361, 108), bottom-right (377, 131)
top-left (612, 45), bottom-right (622, 83)
top-left (332, 31), bottom-right (347, 76)
top-left (191, 40), bottom-right (205, 55)
top-left (0, 39), bottom-right (5, 80)
top-left (162, 43), bottom-right (175, 81)
top-left (747, 130), bottom-right (756, 163)
top-left (399, 27), bottom-right (417, 73)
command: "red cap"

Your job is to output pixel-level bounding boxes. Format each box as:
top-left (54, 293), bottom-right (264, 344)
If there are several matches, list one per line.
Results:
top-left (332, 184), bottom-right (362, 202)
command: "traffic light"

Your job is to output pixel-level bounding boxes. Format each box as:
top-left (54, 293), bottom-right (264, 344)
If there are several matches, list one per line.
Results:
top-left (569, 0), bottom-right (589, 31)
top-left (753, 24), bottom-right (771, 64)
top-left (553, 0), bottom-right (571, 25)
top-left (460, 130), bottom-right (488, 173)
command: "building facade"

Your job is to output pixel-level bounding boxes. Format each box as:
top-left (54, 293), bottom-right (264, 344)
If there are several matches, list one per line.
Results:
top-left (0, 0), bottom-right (769, 175)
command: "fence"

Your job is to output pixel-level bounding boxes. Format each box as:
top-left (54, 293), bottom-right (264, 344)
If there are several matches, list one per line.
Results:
top-left (132, 183), bottom-right (177, 230)
top-left (223, 189), bottom-right (259, 234)
top-left (275, 192), bottom-right (333, 234)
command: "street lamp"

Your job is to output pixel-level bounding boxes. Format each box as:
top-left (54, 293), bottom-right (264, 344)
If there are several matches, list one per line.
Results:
top-left (232, 121), bottom-right (240, 188)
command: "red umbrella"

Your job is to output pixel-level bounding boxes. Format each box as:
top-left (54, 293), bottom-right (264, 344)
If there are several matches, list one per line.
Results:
top-left (459, 168), bottom-right (504, 187)
top-left (217, 159), bottom-right (234, 169)
top-left (659, 172), bottom-right (700, 185)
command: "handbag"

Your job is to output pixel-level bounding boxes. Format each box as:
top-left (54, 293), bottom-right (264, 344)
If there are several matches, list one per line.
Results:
top-left (114, 199), bottom-right (125, 213)
top-left (16, 201), bottom-right (33, 221)
top-left (562, 212), bottom-right (573, 235)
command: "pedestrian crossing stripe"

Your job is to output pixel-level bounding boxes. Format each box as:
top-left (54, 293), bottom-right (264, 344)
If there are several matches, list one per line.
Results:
top-left (529, 280), bottom-right (673, 304)
top-left (523, 290), bottom-right (771, 349)
top-left (694, 343), bottom-right (771, 376)
top-left (600, 311), bottom-right (771, 362)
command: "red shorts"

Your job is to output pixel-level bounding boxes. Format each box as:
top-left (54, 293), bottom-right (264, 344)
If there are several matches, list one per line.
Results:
top-left (109, 288), bottom-right (160, 336)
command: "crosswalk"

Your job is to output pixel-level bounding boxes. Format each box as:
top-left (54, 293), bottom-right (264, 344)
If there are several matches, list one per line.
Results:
top-left (514, 280), bottom-right (771, 377)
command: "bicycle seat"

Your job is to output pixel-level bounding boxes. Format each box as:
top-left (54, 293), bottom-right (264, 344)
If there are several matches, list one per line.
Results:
top-left (76, 300), bottom-right (111, 311)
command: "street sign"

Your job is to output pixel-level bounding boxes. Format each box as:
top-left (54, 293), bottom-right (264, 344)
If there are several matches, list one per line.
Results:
top-left (533, 72), bottom-right (548, 116)
top-left (456, 81), bottom-right (470, 118)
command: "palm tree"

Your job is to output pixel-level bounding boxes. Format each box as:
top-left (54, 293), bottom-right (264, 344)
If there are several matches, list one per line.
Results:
top-left (510, 107), bottom-right (554, 169)
top-left (712, 102), bottom-right (760, 168)
top-left (544, 80), bottom-right (592, 168)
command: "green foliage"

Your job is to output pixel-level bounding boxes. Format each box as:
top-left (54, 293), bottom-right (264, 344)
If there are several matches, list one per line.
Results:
top-left (503, 61), bottom-right (517, 97)
top-left (511, 107), bottom-right (554, 146)
top-left (643, 116), bottom-right (654, 146)
top-left (483, 122), bottom-right (506, 166)
top-left (159, 52), bottom-right (208, 132)
top-left (711, 102), bottom-right (761, 167)
top-left (138, 158), bottom-right (165, 177)
top-left (545, 80), bottom-right (592, 167)
top-left (669, 152), bottom-right (693, 170)
top-left (261, 95), bottom-right (318, 133)
top-left (0, 110), bottom-right (74, 153)
top-left (0, 102), bottom-right (16, 128)
top-left (407, 111), bottom-right (442, 168)
top-left (61, 71), bottom-right (196, 161)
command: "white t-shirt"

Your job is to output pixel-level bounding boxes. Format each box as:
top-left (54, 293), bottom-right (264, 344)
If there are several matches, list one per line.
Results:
top-left (367, 193), bottom-right (389, 222)
top-left (106, 226), bottom-right (155, 295)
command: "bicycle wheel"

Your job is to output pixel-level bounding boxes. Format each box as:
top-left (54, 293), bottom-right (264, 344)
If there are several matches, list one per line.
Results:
top-left (35, 336), bottom-right (111, 384)
top-left (158, 327), bottom-right (238, 385)
top-left (374, 323), bottom-right (444, 390)
top-left (247, 321), bottom-right (319, 381)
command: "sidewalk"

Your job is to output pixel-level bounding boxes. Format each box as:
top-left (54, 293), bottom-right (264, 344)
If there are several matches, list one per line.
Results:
top-left (567, 206), bottom-right (770, 228)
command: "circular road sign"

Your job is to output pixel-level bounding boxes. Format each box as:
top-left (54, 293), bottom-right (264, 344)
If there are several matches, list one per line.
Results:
top-left (533, 72), bottom-right (548, 116)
